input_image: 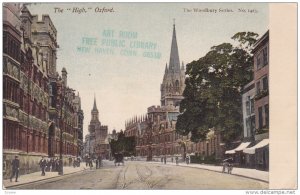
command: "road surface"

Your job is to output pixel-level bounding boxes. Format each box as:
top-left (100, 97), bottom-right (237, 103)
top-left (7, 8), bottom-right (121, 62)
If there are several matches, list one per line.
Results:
top-left (12, 161), bottom-right (268, 190)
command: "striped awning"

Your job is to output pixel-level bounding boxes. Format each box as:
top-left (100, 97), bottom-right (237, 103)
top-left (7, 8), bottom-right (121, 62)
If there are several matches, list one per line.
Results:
top-left (225, 142), bottom-right (251, 154)
top-left (243, 139), bottom-right (269, 154)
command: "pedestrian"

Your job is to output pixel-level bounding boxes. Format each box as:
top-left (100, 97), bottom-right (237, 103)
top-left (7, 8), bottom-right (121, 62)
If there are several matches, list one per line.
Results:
top-left (86, 156), bottom-right (89, 167)
top-left (51, 158), bottom-right (56, 172)
top-left (175, 156), bottom-right (179, 165)
top-left (222, 159), bottom-right (228, 173)
top-left (48, 158), bottom-right (53, 172)
top-left (10, 155), bottom-right (20, 182)
top-left (186, 156), bottom-right (189, 165)
top-left (39, 156), bottom-right (47, 176)
top-left (228, 157), bottom-right (234, 174)
top-left (55, 158), bottom-right (59, 172)
top-left (89, 157), bottom-right (93, 169)
top-left (161, 157), bottom-right (163, 163)
top-left (46, 158), bottom-right (51, 172)
top-left (77, 157), bottom-right (81, 167)
top-left (96, 158), bottom-right (99, 169)
top-left (68, 157), bottom-right (72, 167)
top-left (171, 157), bottom-right (174, 163)
top-left (98, 156), bottom-right (102, 168)
top-left (164, 156), bottom-right (166, 164)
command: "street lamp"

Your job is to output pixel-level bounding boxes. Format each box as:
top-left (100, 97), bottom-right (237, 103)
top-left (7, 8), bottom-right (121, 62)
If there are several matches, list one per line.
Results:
top-left (58, 79), bottom-right (65, 175)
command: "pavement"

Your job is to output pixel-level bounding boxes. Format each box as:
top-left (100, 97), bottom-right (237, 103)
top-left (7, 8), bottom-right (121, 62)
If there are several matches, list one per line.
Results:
top-left (147, 161), bottom-right (269, 183)
top-left (3, 163), bottom-right (89, 189)
top-left (3, 160), bottom-right (268, 189)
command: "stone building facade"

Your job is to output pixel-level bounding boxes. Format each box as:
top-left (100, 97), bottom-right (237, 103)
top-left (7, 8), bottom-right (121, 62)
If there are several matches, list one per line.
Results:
top-left (250, 31), bottom-right (269, 170)
top-left (253, 31), bottom-right (269, 135)
top-left (3, 4), bottom-right (83, 178)
top-left (242, 81), bottom-right (256, 140)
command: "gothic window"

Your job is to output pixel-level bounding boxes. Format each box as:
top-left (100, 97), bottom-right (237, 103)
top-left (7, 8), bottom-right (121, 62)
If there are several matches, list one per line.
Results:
top-left (175, 80), bottom-right (179, 92)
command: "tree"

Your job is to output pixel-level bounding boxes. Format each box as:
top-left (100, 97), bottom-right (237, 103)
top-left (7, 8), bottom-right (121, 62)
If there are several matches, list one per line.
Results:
top-left (110, 131), bottom-right (136, 157)
top-left (176, 32), bottom-right (259, 144)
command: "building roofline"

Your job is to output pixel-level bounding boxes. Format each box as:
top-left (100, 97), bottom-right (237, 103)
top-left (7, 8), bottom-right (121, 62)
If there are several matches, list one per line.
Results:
top-left (253, 30), bottom-right (269, 53)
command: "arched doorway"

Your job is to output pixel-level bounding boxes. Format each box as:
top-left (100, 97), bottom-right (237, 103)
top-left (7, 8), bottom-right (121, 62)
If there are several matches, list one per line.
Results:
top-left (48, 122), bottom-right (55, 157)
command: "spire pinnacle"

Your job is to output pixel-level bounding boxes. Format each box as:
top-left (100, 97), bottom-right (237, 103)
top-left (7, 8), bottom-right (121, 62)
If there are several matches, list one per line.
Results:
top-left (93, 94), bottom-right (98, 111)
top-left (169, 20), bottom-right (180, 72)
top-left (165, 63), bottom-right (168, 73)
top-left (181, 61), bottom-right (185, 70)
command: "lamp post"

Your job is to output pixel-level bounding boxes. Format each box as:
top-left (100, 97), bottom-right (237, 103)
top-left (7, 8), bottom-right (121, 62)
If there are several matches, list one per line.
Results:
top-left (58, 80), bottom-right (65, 175)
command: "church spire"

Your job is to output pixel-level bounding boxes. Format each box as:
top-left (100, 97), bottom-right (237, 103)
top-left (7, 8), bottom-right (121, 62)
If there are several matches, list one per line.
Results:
top-left (169, 19), bottom-right (180, 72)
top-left (93, 94), bottom-right (98, 111)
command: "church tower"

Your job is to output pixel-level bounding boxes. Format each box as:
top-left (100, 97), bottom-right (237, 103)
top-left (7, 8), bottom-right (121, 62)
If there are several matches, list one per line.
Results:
top-left (89, 95), bottom-right (101, 135)
top-left (91, 96), bottom-right (99, 123)
top-left (88, 95), bottom-right (109, 158)
top-left (160, 22), bottom-right (186, 107)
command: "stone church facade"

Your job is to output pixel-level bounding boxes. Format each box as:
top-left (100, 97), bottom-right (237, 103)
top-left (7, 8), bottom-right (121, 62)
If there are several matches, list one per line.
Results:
top-left (125, 23), bottom-right (224, 161)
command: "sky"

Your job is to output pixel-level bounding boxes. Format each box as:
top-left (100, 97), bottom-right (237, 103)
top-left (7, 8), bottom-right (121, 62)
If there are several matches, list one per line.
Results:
top-left (27, 2), bottom-right (269, 138)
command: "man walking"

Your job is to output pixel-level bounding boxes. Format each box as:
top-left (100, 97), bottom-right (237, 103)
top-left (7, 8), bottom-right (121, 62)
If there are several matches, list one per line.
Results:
top-left (39, 156), bottom-right (47, 176)
top-left (95, 157), bottom-right (99, 169)
top-left (10, 155), bottom-right (20, 182)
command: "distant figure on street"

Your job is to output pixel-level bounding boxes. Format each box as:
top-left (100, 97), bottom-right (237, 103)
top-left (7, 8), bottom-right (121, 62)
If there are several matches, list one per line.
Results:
top-left (228, 157), bottom-right (234, 174)
top-left (222, 157), bottom-right (234, 174)
top-left (175, 156), bottom-right (179, 165)
top-left (96, 158), bottom-right (99, 169)
top-left (86, 156), bottom-right (89, 167)
top-left (39, 156), bottom-right (47, 176)
top-left (51, 158), bottom-right (56, 172)
top-left (164, 156), bottom-right (166, 164)
top-left (171, 157), bottom-right (174, 163)
top-left (222, 159), bottom-right (229, 173)
top-left (186, 156), bottom-right (190, 165)
top-left (68, 157), bottom-right (72, 167)
top-left (55, 158), bottom-right (59, 172)
top-left (10, 155), bottom-right (20, 182)
top-left (97, 156), bottom-right (102, 168)
top-left (89, 157), bottom-right (93, 169)
top-left (161, 157), bottom-right (163, 163)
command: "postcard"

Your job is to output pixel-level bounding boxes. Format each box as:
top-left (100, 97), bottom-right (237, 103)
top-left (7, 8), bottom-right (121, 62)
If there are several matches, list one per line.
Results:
top-left (1, 2), bottom-right (297, 193)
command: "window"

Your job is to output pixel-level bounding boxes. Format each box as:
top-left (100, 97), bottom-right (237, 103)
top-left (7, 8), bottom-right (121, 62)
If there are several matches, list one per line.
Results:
top-left (258, 107), bottom-right (263, 129)
top-left (263, 47), bottom-right (268, 65)
top-left (256, 55), bottom-right (261, 69)
top-left (175, 80), bottom-right (179, 92)
top-left (256, 81), bottom-right (261, 95)
top-left (250, 99), bottom-right (255, 114)
top-left (246, 100), bottom-right (250, 115)
top-left (262, 76), bottom-right (268, 91)
top-left (265, 104), bottom-right (269, 128)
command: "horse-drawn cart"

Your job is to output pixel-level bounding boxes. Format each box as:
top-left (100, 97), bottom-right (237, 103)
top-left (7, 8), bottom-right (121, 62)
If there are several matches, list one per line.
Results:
top-left (114, 153), bottom-right (124, 166)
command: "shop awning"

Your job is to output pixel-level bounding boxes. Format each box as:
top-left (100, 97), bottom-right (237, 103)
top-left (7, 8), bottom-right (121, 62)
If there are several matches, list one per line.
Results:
top-left (243, 139), bottom-right (269, 154)
top-left (225, 142), bottom-right (251, 154)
